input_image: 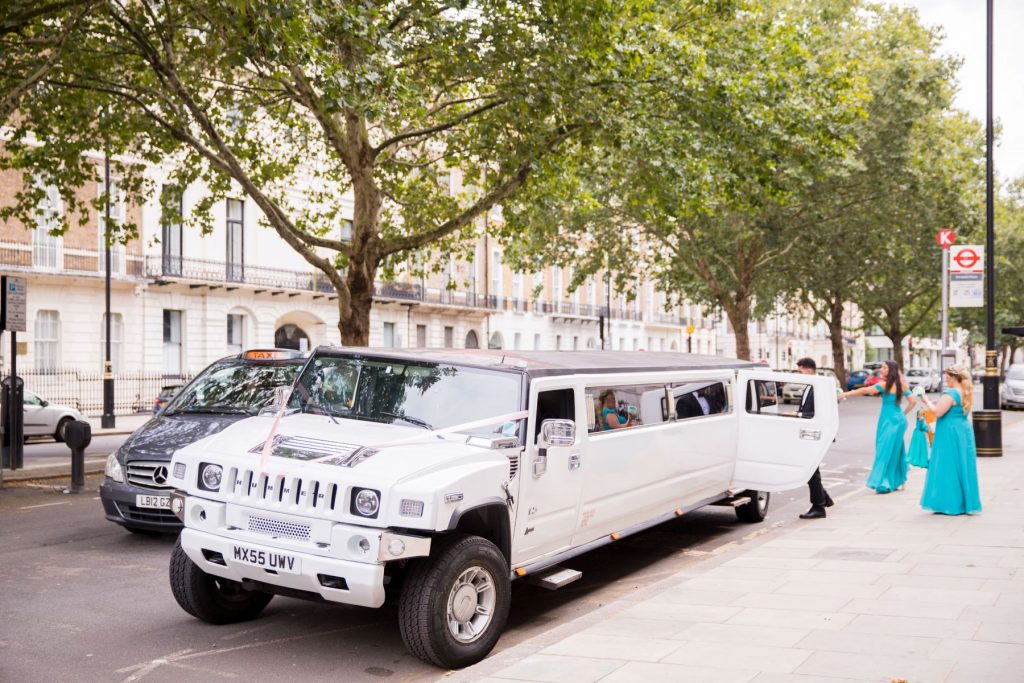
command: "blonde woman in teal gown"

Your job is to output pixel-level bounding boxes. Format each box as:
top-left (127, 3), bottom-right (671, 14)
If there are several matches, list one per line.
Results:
top-left (916, 366), bottom-right (981, 515)
top-left (839, 360), bottom-right (916, 493)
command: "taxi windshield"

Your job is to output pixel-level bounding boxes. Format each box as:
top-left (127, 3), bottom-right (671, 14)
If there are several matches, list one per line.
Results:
top-left (167, 363), bottom-right (301, 415)
top-left (290, 355), bottom-right (522, 436)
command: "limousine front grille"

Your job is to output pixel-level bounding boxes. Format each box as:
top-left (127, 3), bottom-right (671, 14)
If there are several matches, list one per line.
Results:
top-left (248, 435), bottom-right (375, 466)
top-left (248, 514), bottom-right (311, 542)
top-left (126, 461), bottom-right (175, 490)
top-left (226, 467), bottom-right (341, 512)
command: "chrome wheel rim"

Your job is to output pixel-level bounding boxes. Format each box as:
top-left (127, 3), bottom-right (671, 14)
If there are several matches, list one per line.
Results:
top-left (446, 565), bottom-right (496, 643)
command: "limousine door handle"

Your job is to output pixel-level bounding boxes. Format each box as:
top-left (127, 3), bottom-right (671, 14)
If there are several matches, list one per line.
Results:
top-left (800, 429), bottom-right (822, 441)
top-left (568, 451), bottom-right (582, 471)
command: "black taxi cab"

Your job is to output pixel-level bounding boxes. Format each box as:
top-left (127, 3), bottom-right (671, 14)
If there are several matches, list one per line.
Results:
top-left (100, 349), bottom-right (307, 534)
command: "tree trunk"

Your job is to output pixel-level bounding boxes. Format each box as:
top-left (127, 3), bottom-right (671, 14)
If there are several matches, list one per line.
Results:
top-left (723, 301), bottom-right (752, 361)
top-left (886, 331), bottom-right (905, 369)
top-left (336, 147), bottom-right (384, 347)
top-left (819, 296), bottom-right (845, 387)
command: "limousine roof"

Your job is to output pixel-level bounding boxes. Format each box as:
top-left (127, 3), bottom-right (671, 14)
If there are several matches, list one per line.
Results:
top-left (313, 347), bottom-right (759, 378)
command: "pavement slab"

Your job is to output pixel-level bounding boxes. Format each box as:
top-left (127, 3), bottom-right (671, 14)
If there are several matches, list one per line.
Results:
top-left (440, 416), bottom-right (1024, 683)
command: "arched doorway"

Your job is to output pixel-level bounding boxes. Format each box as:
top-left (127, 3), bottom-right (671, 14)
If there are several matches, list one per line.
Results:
top-left (275, 323), bottom-right (310, 351)
top-left (465, 330), bottom-right (480, 349)
top-left (488, 331), bottom-right (504, 350)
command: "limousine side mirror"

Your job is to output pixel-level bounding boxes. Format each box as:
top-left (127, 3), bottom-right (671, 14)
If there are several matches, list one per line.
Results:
top-left (538, 419), bottom-right (576, 448)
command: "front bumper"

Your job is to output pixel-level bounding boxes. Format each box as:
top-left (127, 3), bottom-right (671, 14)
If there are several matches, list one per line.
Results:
top-left (177, 495), bottom-right (431, 608)
top-left (100, 478), bottom-right (181, 531)
top-left (1002, 392), bottom-right (1024, 407)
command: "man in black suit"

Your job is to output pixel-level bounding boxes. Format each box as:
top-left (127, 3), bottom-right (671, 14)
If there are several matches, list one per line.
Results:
top-left (795, 357), bottom-right (834, 519)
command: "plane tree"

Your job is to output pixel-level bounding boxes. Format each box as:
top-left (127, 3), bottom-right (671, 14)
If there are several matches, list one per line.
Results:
top-left (0, 0), bottom-right (675, 344)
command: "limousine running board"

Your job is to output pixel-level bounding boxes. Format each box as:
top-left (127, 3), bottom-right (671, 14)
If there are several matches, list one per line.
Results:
top-left (526, 566), bottom-right (583, 590)
top-left (512, 492), bottom-right (730, 580)
top-left (711, 495), bottom-right (753, 508)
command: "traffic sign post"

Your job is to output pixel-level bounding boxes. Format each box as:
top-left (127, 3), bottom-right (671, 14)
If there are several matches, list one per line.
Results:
top-left (936, 230), bottom-right (954, 362)
top-left (0, 276), bottom-right (27, 478)
top-left (949, 245), bottom-right (984, 308)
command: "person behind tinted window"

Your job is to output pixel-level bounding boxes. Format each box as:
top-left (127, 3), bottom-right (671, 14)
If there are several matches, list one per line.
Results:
top-left (599, 389), bottom-right (636, 430)
top-left (795, 357), bottom-right (834, 519)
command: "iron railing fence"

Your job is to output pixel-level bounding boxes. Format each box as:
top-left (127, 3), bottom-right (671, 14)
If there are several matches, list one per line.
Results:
top-left (7, 369), bottom-right (195, 416)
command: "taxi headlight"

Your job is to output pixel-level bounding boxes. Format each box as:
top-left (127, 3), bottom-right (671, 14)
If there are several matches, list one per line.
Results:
top-left (104, 452), bottom-right (124, 483)
top-left (198, 463), bottom-right (223, 492)
top-left (351, 488), bottom-right (380, 518)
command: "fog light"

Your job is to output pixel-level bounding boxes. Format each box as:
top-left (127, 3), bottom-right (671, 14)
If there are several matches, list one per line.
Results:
top-left (171, 496), bottom-right (184, 516)
top-left (357, 537), bottom-right (371, 554)
top-left (388, 539), bottom-right (406, 557)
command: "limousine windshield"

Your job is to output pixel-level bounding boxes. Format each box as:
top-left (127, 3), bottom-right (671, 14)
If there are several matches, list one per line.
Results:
top-left (288, 354), bottom-right (522, 436)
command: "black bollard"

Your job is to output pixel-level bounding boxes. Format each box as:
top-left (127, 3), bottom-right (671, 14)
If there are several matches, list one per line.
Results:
top-left (64, 420), bottom-right (92, 494)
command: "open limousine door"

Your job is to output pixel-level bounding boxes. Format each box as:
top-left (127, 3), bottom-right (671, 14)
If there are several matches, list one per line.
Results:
top-left (730, 369), bottom-right (839, 492)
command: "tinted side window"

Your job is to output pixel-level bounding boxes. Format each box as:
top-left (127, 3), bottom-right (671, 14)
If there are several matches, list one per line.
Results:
top-left (588, 383), bottom-right (667, 433)
top-left (668, 381), bottom-right (729, 420)
top-left (535, 389), bottom-right (575, 441)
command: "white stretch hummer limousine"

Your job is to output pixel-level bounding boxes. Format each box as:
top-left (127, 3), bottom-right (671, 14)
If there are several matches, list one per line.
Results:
top-left (166, 348), bottom-right (838, 668)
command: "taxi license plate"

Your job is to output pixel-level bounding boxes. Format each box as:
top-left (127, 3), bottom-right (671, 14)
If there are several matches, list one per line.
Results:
top-left (135, 494), bottom-right (170, 509)
top-left (232, 546), bottom-right (301, 574)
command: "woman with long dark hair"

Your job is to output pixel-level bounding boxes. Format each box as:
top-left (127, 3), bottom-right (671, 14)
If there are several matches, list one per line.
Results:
top-left (839, 360), bottom-right (917, 493)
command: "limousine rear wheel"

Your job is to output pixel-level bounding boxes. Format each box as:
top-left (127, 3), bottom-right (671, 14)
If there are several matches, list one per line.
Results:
top-left (736, 490), bottom-right (770, 523)
top-left (169, 538), bottom-right (273, 624)
top-left (398, 534), bottom-right (511, 669)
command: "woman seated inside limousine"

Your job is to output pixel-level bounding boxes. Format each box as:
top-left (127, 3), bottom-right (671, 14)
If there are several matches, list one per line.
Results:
top-left (599, 389), bottom-right (638, 430)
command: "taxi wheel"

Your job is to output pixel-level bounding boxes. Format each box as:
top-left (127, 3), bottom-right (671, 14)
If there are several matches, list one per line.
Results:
top-left (736, 490), bottom-right (770, 523)
top-left (169, 538), bottom-right (273, 624)
top-left (398, 534), bottom-right (510, 669)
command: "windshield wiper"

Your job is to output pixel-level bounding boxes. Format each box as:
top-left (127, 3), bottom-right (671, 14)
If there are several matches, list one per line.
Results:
top-left (171, 405), bottom-right (256, 416)
top-left (380, 411), bottom-right (433, 430)
top-left (300, 399), bottom-right (348, 419)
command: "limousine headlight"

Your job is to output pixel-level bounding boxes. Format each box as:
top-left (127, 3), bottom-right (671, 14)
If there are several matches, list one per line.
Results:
top-left (198, 463), bottom-right (223, 492)
top-left (105, 452), bottom-right (123, 483)
top-left (351, 488), bottom-right (380, 518)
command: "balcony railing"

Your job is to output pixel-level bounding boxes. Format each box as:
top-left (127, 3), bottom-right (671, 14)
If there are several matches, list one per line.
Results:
top-left (0, 241), bottom-right (144, 278)
top-left (148, 255), bottom-right (335, 293)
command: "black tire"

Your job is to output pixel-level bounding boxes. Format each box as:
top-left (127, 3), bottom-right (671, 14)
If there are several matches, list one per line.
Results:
top-left (169, 538), bottom-right (272, 624)
top-left (735, 490), bottom-right (770, 523)
top-left (398, 534), bottom-right (511, 669)
top-left (54, 417), bottom-right (73, 443)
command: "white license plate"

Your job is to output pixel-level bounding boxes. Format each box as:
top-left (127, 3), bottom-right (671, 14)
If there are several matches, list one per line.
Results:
top-left (135, 494), bottom-right (170, 509)
top-left (231, 545), bottom-right (301, 574)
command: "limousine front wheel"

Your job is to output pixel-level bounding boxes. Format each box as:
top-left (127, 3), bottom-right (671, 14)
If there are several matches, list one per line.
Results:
top-left (169, 538), bottom-right (273, 624)
top-left (736, 490), bottom-right (770, 523)
top-left (398, 534), bottom-right (511, 669)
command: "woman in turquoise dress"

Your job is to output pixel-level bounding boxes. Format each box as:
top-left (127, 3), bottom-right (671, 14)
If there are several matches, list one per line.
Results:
top-left (907, 408), bottom-right (931, 469)
top-left (839, 360), bottom-right (916, 493)
top-left (917, 366), bottom-right (981, 515)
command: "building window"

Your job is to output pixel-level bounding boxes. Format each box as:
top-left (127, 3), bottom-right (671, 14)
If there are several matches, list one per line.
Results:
top-left (227, 313), bottom-right (245, 354)
top-left (466, 329), bottom-right (480, 349)
top-left (382, 322), bottom-right (396, 348)
top-left (444, 326), bottom-right (454, 348)
top-left (587, 278), bottom-right (596, 307)
top-left (512, 272), bottom-right (523, 301)
top-left (340, 219), bottom-right (353, 242)
top-left (490, 249), bottom-right (502, 296)
top-left (555, 334), bottom-right (562, 350)
top-left (32, 180), bottom-right (63, 269)
top-left (163, 310), bottom-right (183, 374)
top-left (573, 336), bottom-right (579, 350)
top-left (553, 267), bottom-right (563, 301)
top-left (533, 333), bottom-right (541, 350)
top-left (514, 332), bottom-right (522, 350)
top-left (161, 184), bottom-right (183, 276)
top-left (226, 199), bottom-right (244, 282)
top-left (532, 272), bottom-right (543, 300)
top-left (488, 332), bottom-right (503, 350)
top-left (416, 324), bottom-right (427, 348)
top-left (34, 310), bottom-right (61, 372)
top-left (100, 313), bottom-right (124, 373)
top-left (98, 177), bottom-right (126, 273)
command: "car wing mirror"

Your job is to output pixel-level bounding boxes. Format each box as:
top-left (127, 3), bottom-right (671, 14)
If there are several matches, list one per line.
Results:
top-left (537, 419), bottom-right (575, 448)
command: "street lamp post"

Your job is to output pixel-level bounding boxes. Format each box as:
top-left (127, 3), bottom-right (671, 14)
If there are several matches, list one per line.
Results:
top-left (101, 149), bottom-right (115, 429)
top-left (975, 0), bottom-right (1001, 456)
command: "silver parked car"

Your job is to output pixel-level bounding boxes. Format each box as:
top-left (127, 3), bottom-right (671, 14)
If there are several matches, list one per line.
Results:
top-left (1002, 364), bottom-right (1024, 410)
top-left (906, 368), bottom-right (940, 393)
top-left (23, 390), bottom-right (84, 442)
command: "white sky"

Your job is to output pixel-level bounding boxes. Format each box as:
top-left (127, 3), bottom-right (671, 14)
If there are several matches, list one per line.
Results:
top-left (891, 0), bottom-right (1024, 183)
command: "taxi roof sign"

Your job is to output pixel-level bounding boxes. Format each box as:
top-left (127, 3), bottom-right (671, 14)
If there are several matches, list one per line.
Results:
top-left (242, 349), bottom-right (305, 360)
